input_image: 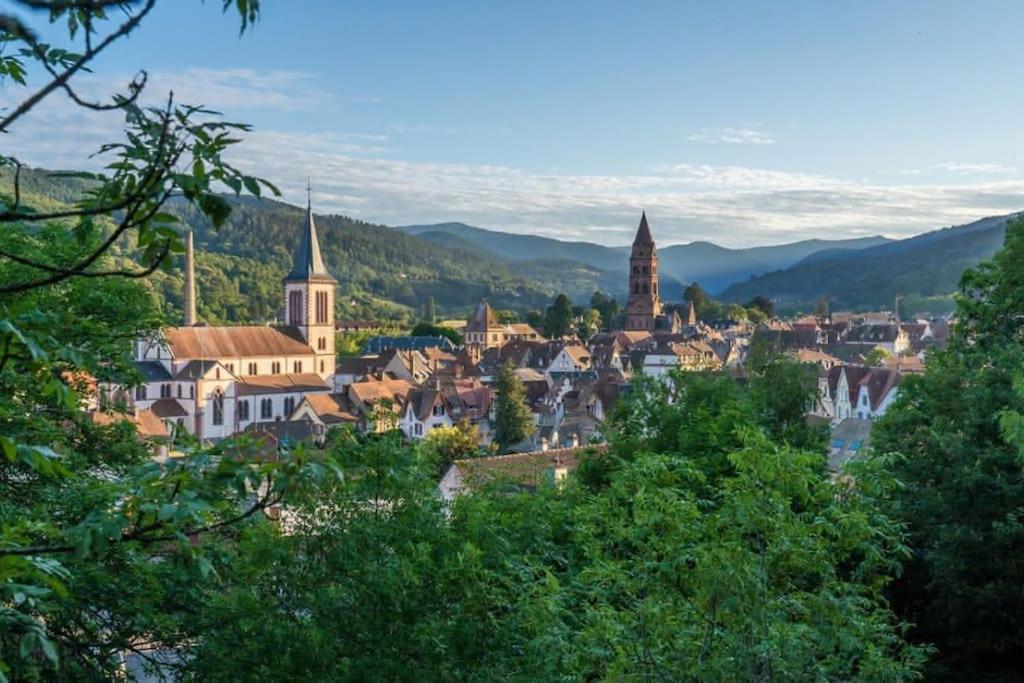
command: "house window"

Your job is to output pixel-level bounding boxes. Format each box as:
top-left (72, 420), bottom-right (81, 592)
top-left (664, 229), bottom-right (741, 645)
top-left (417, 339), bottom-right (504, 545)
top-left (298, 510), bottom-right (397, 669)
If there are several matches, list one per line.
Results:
top-left (177, 384), bottom-right (182, 398)
top-left (260, 398), bottom-right (273, 420)
top-left (284, 396), bottom-right (295, 415)
top-left (226, 363), bottom-right (234, 373)
top-left (135, 385), bottom-right (147, 400)
top-left (160, 383), bottom-right (171, 398)
top-left (189, 385), bottom-right (194, 399)
top-left (238, 399), bottom-right (250, 421)
top-left (432, 404), bottom-right (445, 417)
top-left (320, 360), bottom-right (325, 373)
top-left (414, 423), bottom-right (422, 436)
top-left (216, 369), bottom-right (221, 380)
top-left (248, 362), bottom-right (257, 375)
top-left (293, 361), bottom-right (302, 373)
top-left (289, 290), bottom-right (304, 326)
top-left (272, 362), bottom-right (281, 374)
top-left (211, 390), bottom-right (224, 426)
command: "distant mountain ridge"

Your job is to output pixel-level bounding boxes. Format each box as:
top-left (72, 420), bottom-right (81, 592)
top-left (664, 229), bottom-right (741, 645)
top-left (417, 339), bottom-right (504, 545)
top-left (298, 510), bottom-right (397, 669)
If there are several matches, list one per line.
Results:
top-left (400, 221), bottom-right (892, 293)
top-left (719, 213), bottom-right (1019, 313)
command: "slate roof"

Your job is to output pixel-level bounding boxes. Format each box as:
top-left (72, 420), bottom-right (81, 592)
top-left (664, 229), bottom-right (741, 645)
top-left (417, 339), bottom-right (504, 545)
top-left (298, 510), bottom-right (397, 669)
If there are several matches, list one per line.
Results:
top-left (164, 325), bottom-right (313, 359)
top-left (134, 360), bottom-right (172, 382)
top-left (285, 202), bottom-right (336, 283)
top-left (175, 359), bottom-right (225, 380)
top-left (363, 335), bottom-right (456, 354)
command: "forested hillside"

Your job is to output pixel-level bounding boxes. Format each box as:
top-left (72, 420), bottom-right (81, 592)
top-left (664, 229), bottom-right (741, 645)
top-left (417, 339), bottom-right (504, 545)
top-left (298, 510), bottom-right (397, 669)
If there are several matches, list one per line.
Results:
top-left (0, 168), bottom-right (563, 324)
top-left (720, 214), bottom-right (1016, 314)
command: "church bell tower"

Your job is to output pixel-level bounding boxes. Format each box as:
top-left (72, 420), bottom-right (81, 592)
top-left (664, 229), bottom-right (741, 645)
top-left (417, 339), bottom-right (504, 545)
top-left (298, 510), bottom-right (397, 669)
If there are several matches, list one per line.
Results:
top-left (284, 184), bottom-right (336, 379)
top-left (624, 212), bottom-right (662, 331)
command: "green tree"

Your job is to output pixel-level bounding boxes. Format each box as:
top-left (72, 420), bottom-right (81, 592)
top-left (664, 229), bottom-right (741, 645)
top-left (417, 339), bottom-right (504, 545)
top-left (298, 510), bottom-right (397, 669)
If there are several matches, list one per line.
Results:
top-left (865, 347), bottom-right (891, 367)
top-left (525, 308), bottom-right (544, 328)
top-left (590, 290), bottom-right (620, 330)
top-left (420, 420), bottom-right (483, 476)
top-left (543, 293), bottom-right (574, 339)
top-left (747, 295), bottom-right (775, 318)
top-left (872, 217), bottom-right (1024, 679)
top-left (409, 321), bottom-right (463, 346)
top-left (684, 281), bottom-right (708, 312)
top-left (577, 308), bottom-right (602, 340)
top-left (494, 360), bottom-right (535, 449)
top-left (0, 3), bottom-right (340, 678)
top-left (814, 295), bottom-right (830, 318)
top-left (724, 302), bottom-right (748, 321)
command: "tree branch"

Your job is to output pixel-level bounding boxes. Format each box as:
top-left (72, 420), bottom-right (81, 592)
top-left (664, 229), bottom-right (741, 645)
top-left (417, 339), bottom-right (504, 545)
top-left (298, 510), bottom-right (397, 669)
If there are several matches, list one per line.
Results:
top-left (0, 0), bottom-right (157, 133)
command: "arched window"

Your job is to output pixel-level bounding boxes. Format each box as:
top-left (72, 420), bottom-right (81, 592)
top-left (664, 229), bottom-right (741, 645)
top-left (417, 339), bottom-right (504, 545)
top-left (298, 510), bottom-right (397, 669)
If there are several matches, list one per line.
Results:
top-left (289, 290), bottom-right (304, 326)
top-left (634, 283), bottom-right (640, 294)
top-left (260, 398), bottom-right (273, 419)
top-left (238, 399), bottom-right (250, 421)
top-left (284, 396), bottom-right (295, 415)
top-left (315, 291), bottom-right (329, 324)
top-left (642, 284), bottom-right (649, 294)
top-left (633, 266), bottom-right (639, 275)
top-left (642, 265), bottom-right (647, 274)
top-left (211, 389), bottom-right (224, 426)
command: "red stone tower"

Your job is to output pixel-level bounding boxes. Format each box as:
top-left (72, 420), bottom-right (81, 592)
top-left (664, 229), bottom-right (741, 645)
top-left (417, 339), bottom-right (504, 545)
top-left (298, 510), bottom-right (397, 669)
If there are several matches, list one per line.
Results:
top-left (624, 212), bottom-right (662, 331)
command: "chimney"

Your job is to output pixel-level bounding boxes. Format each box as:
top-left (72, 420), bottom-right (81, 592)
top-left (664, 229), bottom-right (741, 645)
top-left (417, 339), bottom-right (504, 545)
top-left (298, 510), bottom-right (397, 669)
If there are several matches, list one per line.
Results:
top-left (183, 230), bottom-right (197, 326)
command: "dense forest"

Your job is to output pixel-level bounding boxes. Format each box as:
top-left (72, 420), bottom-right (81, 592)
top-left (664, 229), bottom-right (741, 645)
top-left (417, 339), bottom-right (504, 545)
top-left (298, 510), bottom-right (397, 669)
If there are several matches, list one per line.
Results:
top-left (720, 214), bottom-right (1014, 315)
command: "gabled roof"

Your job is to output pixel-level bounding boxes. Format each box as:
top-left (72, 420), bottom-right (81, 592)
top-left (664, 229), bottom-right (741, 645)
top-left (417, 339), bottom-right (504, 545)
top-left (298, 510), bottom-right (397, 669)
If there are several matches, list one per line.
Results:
top-left (299, 393), bottom-right (359, 424)
top-left (285, 201), bottom-right (336, 283)
top-left (134, 360), bottom-right (172, 382)
top-left (164, 325), bottom-right (313, 359)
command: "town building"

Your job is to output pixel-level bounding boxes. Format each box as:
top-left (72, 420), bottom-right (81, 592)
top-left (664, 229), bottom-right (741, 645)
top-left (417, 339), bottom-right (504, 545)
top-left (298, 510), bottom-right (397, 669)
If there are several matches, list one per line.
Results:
top-left (122, 194), bottom-right (337, 442)
top-left (464, 298), bottom-right (543, 352)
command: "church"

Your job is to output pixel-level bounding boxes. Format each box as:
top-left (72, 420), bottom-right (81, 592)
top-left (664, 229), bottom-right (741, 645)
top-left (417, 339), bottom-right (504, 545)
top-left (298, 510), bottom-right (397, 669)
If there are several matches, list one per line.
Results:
top-left (619, 212), bottom-right (682, 333)
top-left (127, 197), bottom-right (338, 442)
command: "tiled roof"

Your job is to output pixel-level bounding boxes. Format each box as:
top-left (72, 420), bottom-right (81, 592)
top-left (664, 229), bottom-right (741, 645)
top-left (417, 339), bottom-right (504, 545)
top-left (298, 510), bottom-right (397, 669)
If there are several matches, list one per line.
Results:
top-left (450, 446), bottom-right (597, 491)
top-left (88, 408), bottom-right (169, 439)
top-left (150, 398), bottom-right (188, 418)
top-left (237, 373), bottom-right (330, 396)
top-left (164, 325), bottom-right (312, 359)
top-left (300, 393), bottom-right (359, 423)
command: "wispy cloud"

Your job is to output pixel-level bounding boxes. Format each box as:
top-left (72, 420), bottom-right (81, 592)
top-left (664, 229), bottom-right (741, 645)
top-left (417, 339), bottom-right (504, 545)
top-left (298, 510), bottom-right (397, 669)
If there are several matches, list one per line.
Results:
top-left (5, 69), bottom-right (1023, 248)
top-left (934, 161), bottom-right (1017, 175)
top-left (687, 126), bottom-right (777, 145)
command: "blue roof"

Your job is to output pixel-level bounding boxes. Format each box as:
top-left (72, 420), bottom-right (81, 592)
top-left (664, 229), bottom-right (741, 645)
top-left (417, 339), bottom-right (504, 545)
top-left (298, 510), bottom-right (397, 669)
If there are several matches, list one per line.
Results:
top-left (363, 335), bottom-right (456, 354)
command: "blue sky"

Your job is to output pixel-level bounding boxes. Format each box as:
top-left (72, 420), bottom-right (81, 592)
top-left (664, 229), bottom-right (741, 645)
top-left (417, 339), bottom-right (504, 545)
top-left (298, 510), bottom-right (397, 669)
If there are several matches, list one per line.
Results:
top-left (6, 0), bottom-right (1024, 246)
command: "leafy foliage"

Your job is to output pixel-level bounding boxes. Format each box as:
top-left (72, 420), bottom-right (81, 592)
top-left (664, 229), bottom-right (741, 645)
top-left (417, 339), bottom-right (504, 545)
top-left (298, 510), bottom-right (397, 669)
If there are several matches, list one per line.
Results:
top-left (872, 217), bottom-right (1024, 680)
top-left (494, 360), bottom-right (535, 449)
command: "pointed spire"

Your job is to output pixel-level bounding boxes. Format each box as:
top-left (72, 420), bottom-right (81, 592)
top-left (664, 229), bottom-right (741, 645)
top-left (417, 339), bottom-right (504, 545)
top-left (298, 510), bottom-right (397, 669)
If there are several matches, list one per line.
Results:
top-left (633, 211), bottom-right (654, 246)
top-left (687, 299), bottom-right (697, 325)
top-left (286, 183), bottom-right (336, 283)
top-left (183, 230), bottom-right (197, 326)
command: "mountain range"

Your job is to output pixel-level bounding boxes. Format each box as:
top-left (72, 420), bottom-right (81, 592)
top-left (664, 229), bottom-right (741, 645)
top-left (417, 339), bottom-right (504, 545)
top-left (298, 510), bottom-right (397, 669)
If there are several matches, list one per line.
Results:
top-left (719, 213), bottom-right (1016, 313)
top-left (3, 166), bottom-right (1017, 322)
top-left (400, 222), bottom-right (892, 294)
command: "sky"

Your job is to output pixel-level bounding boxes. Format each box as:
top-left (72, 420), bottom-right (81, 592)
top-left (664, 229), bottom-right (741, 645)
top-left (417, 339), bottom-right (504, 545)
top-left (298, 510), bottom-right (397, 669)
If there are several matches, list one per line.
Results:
top-left (4, 0), bottom-right (1024, 247)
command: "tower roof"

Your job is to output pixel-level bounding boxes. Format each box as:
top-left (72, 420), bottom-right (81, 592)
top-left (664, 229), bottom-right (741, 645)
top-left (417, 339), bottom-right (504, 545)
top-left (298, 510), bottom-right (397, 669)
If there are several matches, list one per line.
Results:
top-left (286, 198), bottom-right (336, 283)
top-left (467, 298), bottom-right (498, 332)
top-left (633, 211), bottom-right (654, 246)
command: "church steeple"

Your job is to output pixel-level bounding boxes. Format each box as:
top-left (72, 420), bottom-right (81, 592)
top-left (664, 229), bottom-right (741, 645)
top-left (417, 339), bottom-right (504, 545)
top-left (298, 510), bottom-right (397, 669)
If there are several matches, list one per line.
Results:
top-left (283, 182), bottom-right (337, 380)
top-left (633, 211), bottom-right (654, 247)
top-left (285, 185), bottom-right (335, 284)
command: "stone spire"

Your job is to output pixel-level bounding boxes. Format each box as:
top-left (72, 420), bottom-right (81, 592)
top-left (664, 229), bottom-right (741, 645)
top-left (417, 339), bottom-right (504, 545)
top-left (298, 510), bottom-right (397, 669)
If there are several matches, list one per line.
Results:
top-left (183, 230), bottom-right (196, 326)
top-left (633, 211), bottom-right (654, 247)
top-left (687, 299), bottom-right (697, 325)
top-left (285, 185), bottom-right (336, 283)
